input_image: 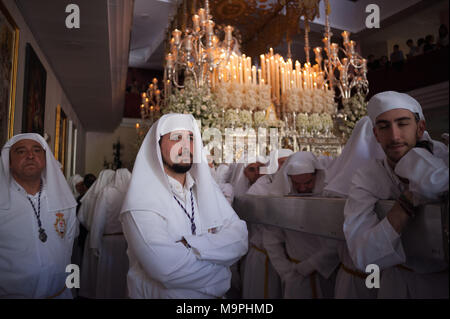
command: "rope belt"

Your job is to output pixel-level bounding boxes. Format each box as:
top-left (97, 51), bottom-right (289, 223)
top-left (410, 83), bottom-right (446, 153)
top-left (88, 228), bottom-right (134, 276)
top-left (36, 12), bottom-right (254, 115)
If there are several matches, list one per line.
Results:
top-left (340, 263), bottom-right (368, 279)
top-left (46, 286), bottom-right (66, 299)
top-left (103, 232), bottom-right (124, 236)
top-left (288, 256), bottom-right (318, 299)
top-left (251, 244), bottom-right (269, 299)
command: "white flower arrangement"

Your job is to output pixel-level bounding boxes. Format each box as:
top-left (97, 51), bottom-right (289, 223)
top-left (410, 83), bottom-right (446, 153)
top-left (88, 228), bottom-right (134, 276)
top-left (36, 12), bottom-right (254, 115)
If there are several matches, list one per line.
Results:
top-left (283, 88), bottom-right (337, 115)
top-left (296, 113), bottom-right (309, 131)
top-left (253, 111), bottom-right (266, 127)
top-left (214, 83), bottom-right (272, 112)
top-left (338, 92), bottom-right (368, 137)
top-left (320, 113), bottom-right (334, 132)
top-left (239, 110), bottom-right (253, 127)
top-left (224, 109), bottom-right (241, 127)
top-left (310, 113), bottom-right (322, 132)
top-left (164, 77), bottom-right (222, 131)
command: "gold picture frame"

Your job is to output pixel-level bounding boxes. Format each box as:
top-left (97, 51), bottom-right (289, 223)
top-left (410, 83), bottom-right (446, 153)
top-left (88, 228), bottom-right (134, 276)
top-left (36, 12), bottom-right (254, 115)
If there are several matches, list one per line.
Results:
top-left (54, 105), bottom-right (68, 173)
top-left (0, 0), bottom-right (19, 145)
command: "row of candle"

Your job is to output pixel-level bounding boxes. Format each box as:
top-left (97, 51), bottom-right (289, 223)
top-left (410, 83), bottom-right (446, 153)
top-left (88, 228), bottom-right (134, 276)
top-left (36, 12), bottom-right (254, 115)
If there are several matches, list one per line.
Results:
top-left (213, 48), bottom-right (330, 102)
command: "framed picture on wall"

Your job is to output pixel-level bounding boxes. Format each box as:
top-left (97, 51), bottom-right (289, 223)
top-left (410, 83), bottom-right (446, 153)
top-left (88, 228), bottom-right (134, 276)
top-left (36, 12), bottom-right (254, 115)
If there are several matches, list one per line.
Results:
top-left (22, 43), bottom-right (46, 136)
top-left (71, 124), bottom-right (78, 176)
top-left (0, 1), bottom-right (19, 146)
top-left (54, 105), bottom-right (67, 174)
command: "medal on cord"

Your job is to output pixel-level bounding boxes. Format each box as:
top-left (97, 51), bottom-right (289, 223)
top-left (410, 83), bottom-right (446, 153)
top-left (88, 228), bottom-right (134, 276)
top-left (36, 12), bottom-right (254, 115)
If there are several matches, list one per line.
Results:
top-left (26, 180), bottom-right (47, 243)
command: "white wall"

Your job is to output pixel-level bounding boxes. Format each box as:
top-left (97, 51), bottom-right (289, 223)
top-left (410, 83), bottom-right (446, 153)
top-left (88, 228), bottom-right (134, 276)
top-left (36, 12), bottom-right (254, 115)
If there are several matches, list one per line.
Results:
top-left (3, 0), bottom-right (86, 174)
top-left (84, 119), bottom-right (141, 176)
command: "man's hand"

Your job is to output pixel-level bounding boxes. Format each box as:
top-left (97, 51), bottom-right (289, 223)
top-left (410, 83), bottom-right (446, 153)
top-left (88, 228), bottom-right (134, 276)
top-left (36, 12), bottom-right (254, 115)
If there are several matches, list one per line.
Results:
top-left (208, 227), bottom-right (218, 234)
top-left (177, 237), bottom-right (191, 248)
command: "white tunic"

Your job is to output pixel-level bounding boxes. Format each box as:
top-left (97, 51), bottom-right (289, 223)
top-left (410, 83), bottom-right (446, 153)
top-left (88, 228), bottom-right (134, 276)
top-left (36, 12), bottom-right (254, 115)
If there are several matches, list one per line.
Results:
top-left (263, 226), bottom-right (339, 298)
top-left (89, 185), bottom-right (129, 298)
top-left (246, 175), bottom-right (273, 196)
top-left (0, 180), bottom-right (78, 298)
top-left (242, 174), bottom-right (283, 299)
top-left (121, 173), bottom-right (248, 298)
top-left (344, 149), bottom-right (449, 298)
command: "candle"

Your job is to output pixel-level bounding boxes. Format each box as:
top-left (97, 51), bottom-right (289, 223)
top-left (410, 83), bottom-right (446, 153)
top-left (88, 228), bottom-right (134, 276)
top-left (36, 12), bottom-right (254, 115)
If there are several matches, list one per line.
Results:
top-left (258, 68), bottom-right (262, 86)
top-left (270, 56), bottom-right (275, 94)
top-left (331, 43), bottom-right (339, 57)
top-left (172, 29), bottom-right (181, 45)
top-left (166, 53), bottom-right (174, 69)
top-left (275, 59), bottom-right (280, 100)
top-left (206, 20), bottom-right (214, 36)
top-left (184, 35), bottom-right (193, 51)
top-left (225, 25), bottom-right (233, 47)
top-left (192, 15), bottom-right (200, 32)
top-left (252, 66), bottom-right (257, 85)
top-left (260, 55), bottom-right (265, 83)
top-left (239, 66), bottom-right (243, 84)
top-left (349, 40), bottom-right (355, 55)
top-left (342, 31), bottom-right (350, 44)
top-left (198, 8), bottom-right (206, 24)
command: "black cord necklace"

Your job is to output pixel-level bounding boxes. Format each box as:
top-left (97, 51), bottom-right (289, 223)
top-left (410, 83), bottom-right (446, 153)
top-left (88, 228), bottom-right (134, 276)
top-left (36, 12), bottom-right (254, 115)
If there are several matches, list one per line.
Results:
top-left (26, 180), bottom-right (47, 243)
top-left (173, 187), bottom-right (196, 235)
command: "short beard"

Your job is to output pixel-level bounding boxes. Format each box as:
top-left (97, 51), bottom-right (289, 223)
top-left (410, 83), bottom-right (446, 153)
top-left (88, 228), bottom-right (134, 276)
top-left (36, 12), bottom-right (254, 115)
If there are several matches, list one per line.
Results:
top-left (162, 155), bottom-right (193, 174)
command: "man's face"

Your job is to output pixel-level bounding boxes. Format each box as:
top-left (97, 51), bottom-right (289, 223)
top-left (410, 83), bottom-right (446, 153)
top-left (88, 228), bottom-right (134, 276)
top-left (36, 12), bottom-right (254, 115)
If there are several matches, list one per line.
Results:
top-left (9, 139), bottom-right (46, 182)
top-left (160, 130), bottom-right (194, 174)
top-left (75, 181), bottom-right (87, 196)
top-left (290, 173), bottom-right (316, 194)
top-left (244, 162), bottom-right (264, 185)
top-left (373, 108), bottom-right (425, 164)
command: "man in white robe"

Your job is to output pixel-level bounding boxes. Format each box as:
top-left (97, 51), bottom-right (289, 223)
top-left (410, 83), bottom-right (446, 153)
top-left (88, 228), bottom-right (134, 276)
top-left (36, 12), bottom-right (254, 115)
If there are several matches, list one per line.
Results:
top-left (78, 169), bottom-right (115, 298)
top-left (226, 154), bottom-right (272, 298)
top-left (120, 113), bottom-right (248, 298)
top-left (241, 148), bottom-right (293, 299)
top-left (262, 152), bottom-right (340, 298)
top-left (229, 155), bottom-right (267, 197)
top-left (323, 116), bottom-right (385, 299)
top-left (89, 168), bottom-right (131, 298)
top-left (247, 148), bottom-right (293, 196)
top-left (68, 174), bottom-right (83, 198)
top-left (344, 91), bottom-right (449, 299)
top-left (0, 133), bottom-right (78, 298)
top-left (208, 155), bottom-right (234, 204)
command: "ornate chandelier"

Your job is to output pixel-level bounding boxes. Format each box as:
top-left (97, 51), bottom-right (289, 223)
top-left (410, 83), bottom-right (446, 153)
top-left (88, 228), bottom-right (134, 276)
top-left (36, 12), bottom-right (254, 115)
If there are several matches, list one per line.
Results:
top-left (320, 0), bottom-right (369, 100)
top-left (140, 78), bottom-right (163, 125)
top-left (164, 0), bottom-right (238, 94)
